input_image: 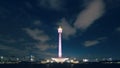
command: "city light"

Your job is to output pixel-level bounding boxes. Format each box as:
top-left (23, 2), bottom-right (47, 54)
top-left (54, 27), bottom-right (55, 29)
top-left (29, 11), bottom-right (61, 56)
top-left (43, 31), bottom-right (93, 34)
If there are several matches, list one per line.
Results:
top-left (83, 59), bottom-right (89, 62)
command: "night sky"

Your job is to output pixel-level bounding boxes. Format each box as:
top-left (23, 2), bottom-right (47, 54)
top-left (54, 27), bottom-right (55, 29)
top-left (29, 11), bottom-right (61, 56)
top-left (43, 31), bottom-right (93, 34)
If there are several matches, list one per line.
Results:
top-left (0, 0), bottom-right (120, 60)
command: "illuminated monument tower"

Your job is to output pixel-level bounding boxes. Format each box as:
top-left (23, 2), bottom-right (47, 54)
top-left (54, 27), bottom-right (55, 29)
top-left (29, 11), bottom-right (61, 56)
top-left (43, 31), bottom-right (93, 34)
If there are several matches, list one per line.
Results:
top-left (58, 26), bottom-right (62, 58)
top-left (51, 26), bottom-right (68, 63)
top-left (41, 26), bottom-right (79, 64)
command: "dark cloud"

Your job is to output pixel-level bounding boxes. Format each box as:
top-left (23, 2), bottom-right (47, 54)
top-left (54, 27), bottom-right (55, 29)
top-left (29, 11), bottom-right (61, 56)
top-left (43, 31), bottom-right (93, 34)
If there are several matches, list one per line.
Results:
top-left (116, 27), bottom-right (120, 32)
top-left (23, 28), bottom-right (50, 42)
top-left (0, 44), bottom-right (29, 56)
top-left (38, 0), bottom-right (65, 10)
top-left (83, 37), bottom-right (107, 47)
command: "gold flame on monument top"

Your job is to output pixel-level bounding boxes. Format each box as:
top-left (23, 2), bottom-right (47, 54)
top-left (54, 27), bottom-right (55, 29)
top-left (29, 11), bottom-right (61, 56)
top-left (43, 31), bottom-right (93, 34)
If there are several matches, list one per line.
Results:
top-left (58, 26), bottom-right (62, 33)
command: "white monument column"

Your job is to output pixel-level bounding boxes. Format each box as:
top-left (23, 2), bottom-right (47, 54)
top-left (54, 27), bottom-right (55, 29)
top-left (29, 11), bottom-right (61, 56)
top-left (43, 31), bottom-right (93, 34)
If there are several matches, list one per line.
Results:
top-left (58, 26), bottom-right (62, 58)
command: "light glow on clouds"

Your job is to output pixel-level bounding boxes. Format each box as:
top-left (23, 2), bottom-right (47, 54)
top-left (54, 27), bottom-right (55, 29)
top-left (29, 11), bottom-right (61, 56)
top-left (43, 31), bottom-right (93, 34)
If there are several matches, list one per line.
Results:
top-left (74, 0), bottom-right (105, 30)
top-left (56, 0), bottom-right (106, 40)
top-left (58, 18), bottom-right (76, 39)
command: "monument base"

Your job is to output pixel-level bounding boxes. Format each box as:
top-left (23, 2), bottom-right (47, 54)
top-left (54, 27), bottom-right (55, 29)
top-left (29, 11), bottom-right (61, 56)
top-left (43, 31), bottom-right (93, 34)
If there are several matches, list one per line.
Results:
top-left (51, 58), bottom-right (69, 63)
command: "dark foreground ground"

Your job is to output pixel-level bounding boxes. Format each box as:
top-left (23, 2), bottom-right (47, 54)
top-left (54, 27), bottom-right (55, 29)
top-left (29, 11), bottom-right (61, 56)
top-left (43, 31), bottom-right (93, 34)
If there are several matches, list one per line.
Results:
top-left (0, 63), bottom-right (120, 68)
